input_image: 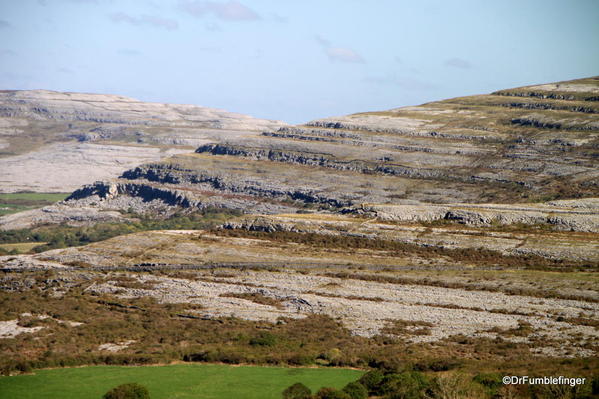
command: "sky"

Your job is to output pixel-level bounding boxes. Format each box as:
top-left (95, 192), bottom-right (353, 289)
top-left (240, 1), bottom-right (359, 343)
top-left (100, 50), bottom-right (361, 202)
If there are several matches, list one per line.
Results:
top-left (0, 0), bottom-right (598, 124)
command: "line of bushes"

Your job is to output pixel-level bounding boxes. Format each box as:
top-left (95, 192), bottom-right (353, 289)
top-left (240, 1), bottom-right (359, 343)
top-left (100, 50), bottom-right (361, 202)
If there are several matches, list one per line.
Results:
top-left (283, 369), bottom-right (599, 399)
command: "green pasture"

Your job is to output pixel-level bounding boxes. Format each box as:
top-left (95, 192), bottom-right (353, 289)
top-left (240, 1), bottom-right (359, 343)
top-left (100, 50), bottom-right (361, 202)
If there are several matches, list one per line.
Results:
top-left (0, 364), bottom-right (363, 399)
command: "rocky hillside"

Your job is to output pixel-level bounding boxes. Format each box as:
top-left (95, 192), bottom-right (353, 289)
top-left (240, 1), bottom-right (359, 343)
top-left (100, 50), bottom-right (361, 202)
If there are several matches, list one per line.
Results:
top-left (2, 77), bottom-right (598, 236)
top-left (0, 90), bottom-right (286, 192)
top-left (2, 78), bottom-right (599, 370)
top-left (59, 76), bottom-right (598, 213)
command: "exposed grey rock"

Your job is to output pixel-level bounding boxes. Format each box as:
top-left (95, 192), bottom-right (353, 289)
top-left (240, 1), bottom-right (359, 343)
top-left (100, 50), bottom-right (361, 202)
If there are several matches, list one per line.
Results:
top-left (0, 90), bottom-right (286, 130)
top-left (0, 203), bottom-right (126, 231)
top-left (0, 90), bottom-right (287, 193)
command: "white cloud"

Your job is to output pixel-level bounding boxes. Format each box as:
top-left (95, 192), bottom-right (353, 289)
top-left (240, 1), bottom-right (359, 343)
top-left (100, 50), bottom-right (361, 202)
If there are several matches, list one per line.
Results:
top-left (109, 12), bottom-right (179, 31)
top-left (315, 35), bottom-right (330, 47)
top-left (326, 47), bottom-right (365, 64)
top-left (445, 57), bottom-right (472, 69)
top-left (315, 35), bottom-right (365, 64)
top-left (179, 0), bottom-right (260, 21)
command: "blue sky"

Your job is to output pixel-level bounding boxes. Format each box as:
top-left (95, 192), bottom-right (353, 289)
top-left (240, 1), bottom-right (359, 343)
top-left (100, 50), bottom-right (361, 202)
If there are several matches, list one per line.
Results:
top-left (0, 0), bottom-right (598, 124)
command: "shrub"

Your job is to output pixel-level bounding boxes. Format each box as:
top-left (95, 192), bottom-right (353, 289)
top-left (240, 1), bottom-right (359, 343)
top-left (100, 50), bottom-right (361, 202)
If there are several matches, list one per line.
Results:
top-left (430, 373), bottom-right (487, 399)
top-left (413, 359), bottom-right (461, 372)
top-left (358, 370), bottom-right (384, 394)
top-left (342, 381), bottom-right (368, 399)
top-left (103, 383), bottom-right (150, 399)
top-left (282, 382), bottom-right (312, 399)
top-left (287, 354), bottom-right (315, 366)
top-left (472, 372), bottom-right (503, 396)
top-left (249, 332), bottom-right (277, 347)
top-left (323, 348), bottom-right (343, 365)
top-left (380, 371), bottom-right (430, 399)
top-left (315, 387), bottom-right (351, 399)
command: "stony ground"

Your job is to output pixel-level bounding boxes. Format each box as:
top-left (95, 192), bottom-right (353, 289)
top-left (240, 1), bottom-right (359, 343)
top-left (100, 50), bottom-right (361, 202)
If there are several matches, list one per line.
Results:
top-left (2, 221), bottom-right (598, 358)
top-left (88, 270), bottom-right (598, 354)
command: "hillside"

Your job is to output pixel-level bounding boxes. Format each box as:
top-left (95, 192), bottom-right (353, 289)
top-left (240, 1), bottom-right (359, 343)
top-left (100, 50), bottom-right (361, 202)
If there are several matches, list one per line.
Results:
top-left (0, 90), bottom-right (286, 192)
top-left (1, 77), bottom-right (598, 383)
top-left (58, 76), bottom-right (598, 215)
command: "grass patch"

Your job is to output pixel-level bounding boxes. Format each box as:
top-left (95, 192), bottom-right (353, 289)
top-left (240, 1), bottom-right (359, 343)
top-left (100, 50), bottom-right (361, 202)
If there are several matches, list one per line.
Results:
top-left (0, 192), bottom-right (69, 217)
top-left (0, 364), bottom-right (363, 399)
top-left (219, 292), bottom-right (285, 309)
top-left (382, 319), bottom-right (433, 337)
top-left (0, 242), bottom-right (48, 254)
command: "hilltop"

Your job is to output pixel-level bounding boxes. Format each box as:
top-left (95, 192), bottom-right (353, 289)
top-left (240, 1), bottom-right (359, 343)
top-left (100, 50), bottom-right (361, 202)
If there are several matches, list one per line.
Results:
top-left (0, 89), bottom-right (286, 192)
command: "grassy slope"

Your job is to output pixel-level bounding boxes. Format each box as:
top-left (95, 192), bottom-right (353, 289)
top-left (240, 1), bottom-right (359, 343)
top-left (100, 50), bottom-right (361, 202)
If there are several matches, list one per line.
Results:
top-left (0, 364), bottom-right (363, 399)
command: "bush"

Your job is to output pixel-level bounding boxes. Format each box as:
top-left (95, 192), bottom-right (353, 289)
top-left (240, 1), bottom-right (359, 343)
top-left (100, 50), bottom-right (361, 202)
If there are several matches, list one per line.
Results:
top-left (342, 381), bottom-right (368, 399)
top-left (249, 332), bottom-right (277, 347)
top-left (358, 370), bottom-right (384, 394)
top-left (472, 372), bottom-right (503, 396)
top-left (282, 382), bottom-right (312, 399)
top-left (103, 383), bottom-right (150, 399)
top-left (315, 387), bottom-right (351, 399)
top-left (430, 373), bottom-right (487, 399)
top-left (380, 371), bottom-right (430, 399)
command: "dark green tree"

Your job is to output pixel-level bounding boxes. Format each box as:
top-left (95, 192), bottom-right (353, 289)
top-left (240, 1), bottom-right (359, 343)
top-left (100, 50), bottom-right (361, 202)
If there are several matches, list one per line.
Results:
top-left (282, 382), bottom-right (312, 399)
top-left (380, 371), bottom-right (430, 399)
top-left (342, 381), bottom-right (368, 399)
top-left (358, 370), bottom-right (384, 395)
top-left (103, 383), bottom-right (150, 399)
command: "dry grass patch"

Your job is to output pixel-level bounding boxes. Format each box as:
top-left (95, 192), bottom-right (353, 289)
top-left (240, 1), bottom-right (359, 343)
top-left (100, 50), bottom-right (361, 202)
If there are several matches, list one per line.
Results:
top-left (218, 292), bottom-right (285, 309)
top-left (382, 319), bottom-right (433, 336)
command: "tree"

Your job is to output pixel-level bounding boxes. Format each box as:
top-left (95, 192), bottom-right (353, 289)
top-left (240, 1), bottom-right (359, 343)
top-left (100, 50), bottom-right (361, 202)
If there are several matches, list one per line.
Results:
top-left (380, 371), bottom-right (430, 399)
top-left (103, 383), bottom-right (150, 399)
top-left (342, 381), bottom-right (368, 399)
top-left (282, 382), bottom-right (312, 399)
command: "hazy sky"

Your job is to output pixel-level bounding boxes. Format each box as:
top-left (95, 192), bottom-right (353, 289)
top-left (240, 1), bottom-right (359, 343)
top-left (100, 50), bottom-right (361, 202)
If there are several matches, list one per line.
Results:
top-left (1, 0), bottom-right (598, 123)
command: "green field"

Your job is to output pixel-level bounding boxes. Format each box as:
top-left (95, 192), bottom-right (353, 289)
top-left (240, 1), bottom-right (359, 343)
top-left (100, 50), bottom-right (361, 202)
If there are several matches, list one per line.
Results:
top-left (0, 364), bottom-right (364, 399)
top-left (0, 192), bottom-right (69, 216)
